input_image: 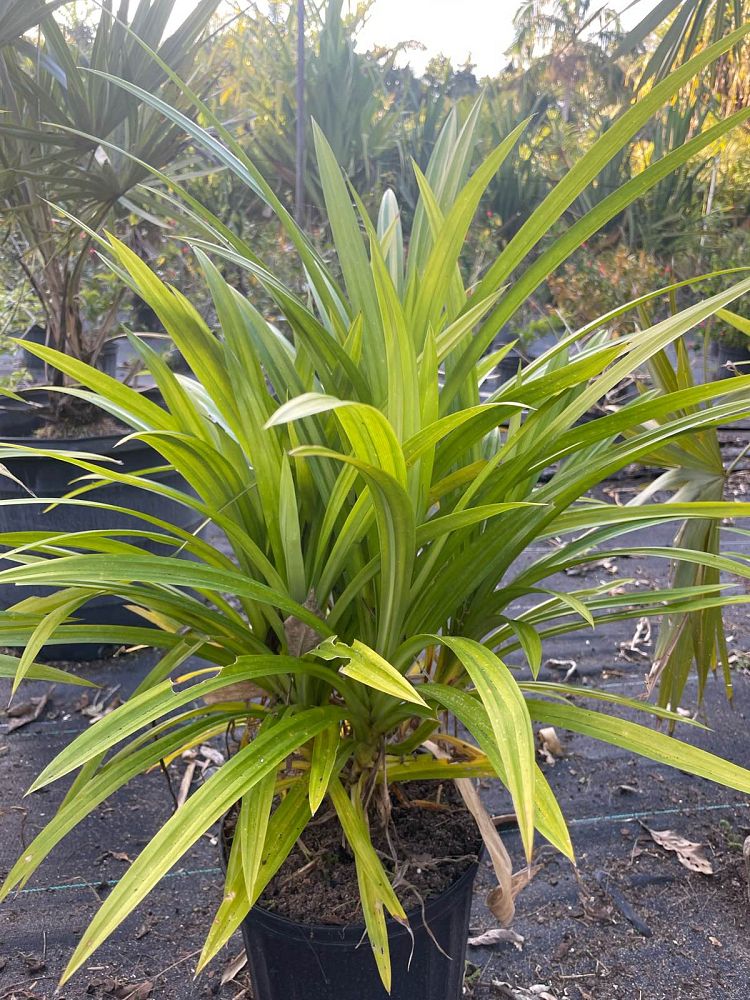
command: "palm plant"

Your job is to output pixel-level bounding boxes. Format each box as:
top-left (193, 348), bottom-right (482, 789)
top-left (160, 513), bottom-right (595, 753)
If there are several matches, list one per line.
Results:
top-left (0, 0), bottom-right (218, 385)
top-left (0, 0), bottom-right (70, 45)
top-left (212, 0), bottom-right (400, 217)
top-left (4, 28), bottom-right (750, 992)
top-left (618, 0), bottom-right (750, 90)
top-left (510, 0), bottom-right (625, 123)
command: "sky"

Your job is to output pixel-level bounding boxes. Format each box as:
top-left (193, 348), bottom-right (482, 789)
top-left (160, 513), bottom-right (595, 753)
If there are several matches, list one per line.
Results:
top-left (171, 0), bottom-right (661, 77)
top-left (355, 0), bottom-right (659, 76)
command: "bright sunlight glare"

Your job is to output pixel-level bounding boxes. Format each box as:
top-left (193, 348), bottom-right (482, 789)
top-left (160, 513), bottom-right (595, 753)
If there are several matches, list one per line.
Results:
top-left (168, 0), bottom-right (661, 77)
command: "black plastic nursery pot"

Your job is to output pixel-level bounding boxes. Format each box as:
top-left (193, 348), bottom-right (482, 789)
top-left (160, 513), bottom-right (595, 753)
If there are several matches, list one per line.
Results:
top-left (711, 340), bottom-right (750, 379)
top-left (0, 397), bottom-right (200, 659)
top-left (496, 349), bottom-right (525, 384)
top-left (18, 327), bottom-right (118, 381)
top-left (239, 859), bottom-right (478, 1000)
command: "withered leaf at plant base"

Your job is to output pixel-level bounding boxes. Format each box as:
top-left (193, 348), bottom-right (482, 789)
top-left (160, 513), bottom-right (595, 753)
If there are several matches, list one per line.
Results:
top-left (643, 826), bottom-right (714, 875)
top-left (283, 591), bottom-right (324, 657)
top-left (201, 679), bottom-right (265, 705)
top-left (426, 734), bottom-right (514, 918)
top-left (455, 777), bottom-right (515, 925)
top-left (424, 736), bottom-right (538, 926)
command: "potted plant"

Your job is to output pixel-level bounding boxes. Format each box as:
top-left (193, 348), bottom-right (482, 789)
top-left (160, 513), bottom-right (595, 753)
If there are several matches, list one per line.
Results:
top-left (0, 0), bottom-right (219, 648)
top-left (3, 30), bottom-right (750, 998)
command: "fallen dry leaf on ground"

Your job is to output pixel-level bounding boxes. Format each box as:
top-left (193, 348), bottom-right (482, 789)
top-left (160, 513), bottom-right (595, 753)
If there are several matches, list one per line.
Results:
top-left (619, 616), bottom-right (652, 662)
top-left (221, 950), bottom-right (248, 985)
top-left (578, 889), bottom-right (615, 924)
top-left (78, 686), bottom-right (121, 723)
top-left (491, 982), bottom-right (558, 1000)
top-left (97, 850), bottom-right (133, 866)
top-left (98, 980), bottom-right (153, 1000)
top-left (5, 691), bottom-right (50, 732)
top-left (543, 658), bottom-right (577, 681)
top-left (537, 726), bottom-right (563, 764)
top-left (644, 825), bottom-right (714, 875)
top-left (467, 928), bottom-right (524, 950)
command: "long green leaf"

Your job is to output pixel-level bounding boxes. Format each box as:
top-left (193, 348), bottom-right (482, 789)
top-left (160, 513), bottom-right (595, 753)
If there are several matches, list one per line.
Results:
top-left (429, 637), bottom-right (536, 860)
top-left (60, 707), bottom-right (341, 983)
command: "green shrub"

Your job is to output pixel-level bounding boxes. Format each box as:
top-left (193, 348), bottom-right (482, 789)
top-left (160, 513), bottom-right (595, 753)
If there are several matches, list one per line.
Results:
top-left (548, 240), bottom-right (667, 336)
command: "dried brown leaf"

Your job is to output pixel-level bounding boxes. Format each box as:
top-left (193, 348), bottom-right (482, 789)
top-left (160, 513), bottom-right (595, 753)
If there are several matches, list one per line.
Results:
top-left (422, 740), bottom-right (535, 927)
top-left (220, 949), bottom-right (247, 986)
top-left (23, 954), bottom-right (46, 974)
top-left (105, 981), bottom-right (153, 1000)
top-left (491, 982), bottom-right (558, 1000)
top-left (5, 692), bottom-right (50, 732)
top-left (108, 851), bottom-right (133, 864)
top-left (644, 826), bottom-right (714, 875)
top-left (176, 760), bottom-right (197, 808)
top-left (455, 778), bottom-right (515, 925)
top-left (537, 726), bottom-right (563, 764)
top-left (283, 591), bottom-right (323, 657)
top-left (467, 928), bottom-right (524, 950)
top-left (202, 680), bottom-right (264, 705)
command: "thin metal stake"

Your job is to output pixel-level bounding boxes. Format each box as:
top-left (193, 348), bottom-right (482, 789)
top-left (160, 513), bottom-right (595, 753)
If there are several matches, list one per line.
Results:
top-left (295, 0), bottom-right (305, 224)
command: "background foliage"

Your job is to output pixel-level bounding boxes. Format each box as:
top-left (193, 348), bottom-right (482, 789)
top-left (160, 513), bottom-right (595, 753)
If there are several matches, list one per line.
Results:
top-left (2, 0), bottom-right (750, 358)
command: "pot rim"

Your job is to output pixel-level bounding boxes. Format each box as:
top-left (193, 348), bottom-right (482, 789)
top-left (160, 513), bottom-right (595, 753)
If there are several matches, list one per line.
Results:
top-left (222, 814), bottom-right (480, 943)
top-left (246, 858), bottom-right (479, 943)
top-left (1, 432), bottom-right (127, 451)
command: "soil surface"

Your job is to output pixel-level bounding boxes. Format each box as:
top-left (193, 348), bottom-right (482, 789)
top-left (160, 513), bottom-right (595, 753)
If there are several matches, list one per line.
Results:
top-left (1, 444), bottom-right (750, 998)
top-left (33, 413), bottom-right (126, 440)
top-left (253, 780), bottom-right (480, 925)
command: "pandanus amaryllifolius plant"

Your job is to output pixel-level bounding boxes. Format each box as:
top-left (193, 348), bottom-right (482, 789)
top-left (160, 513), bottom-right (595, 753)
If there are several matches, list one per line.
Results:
top-left (3, 26), bottom-right (750, 991)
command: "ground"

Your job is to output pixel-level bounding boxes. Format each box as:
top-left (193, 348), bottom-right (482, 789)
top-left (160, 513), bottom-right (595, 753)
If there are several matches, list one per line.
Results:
top-left (2, 441), bottom-right (750, 1000)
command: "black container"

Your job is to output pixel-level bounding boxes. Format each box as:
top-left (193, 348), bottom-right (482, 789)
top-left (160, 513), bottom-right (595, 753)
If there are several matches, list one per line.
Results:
top-left (240, 859), bottom-right (478, 1000)
top-left (711, 340), bottom-right (750, 379)
top-left (497, 350), bottom-right (525, 383)
top-left (0, 390), bottom-right (44, 437)
top-left (17, 325), bottom-right (46, 378)
top-left (17, 328), bottom-right (118, 380)
top-left (0, 424), bottom-right (200, 660)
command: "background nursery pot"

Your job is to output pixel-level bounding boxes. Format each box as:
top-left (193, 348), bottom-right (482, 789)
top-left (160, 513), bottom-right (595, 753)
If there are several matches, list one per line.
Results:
top-left (711, 339), bottom-right (750, 378)
top-left (18, 328), bottom-right (118, 382)
top-left (239, 854), bottom-right (478, 1000)
top-left (0, 415), bottom-right (201, 660)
